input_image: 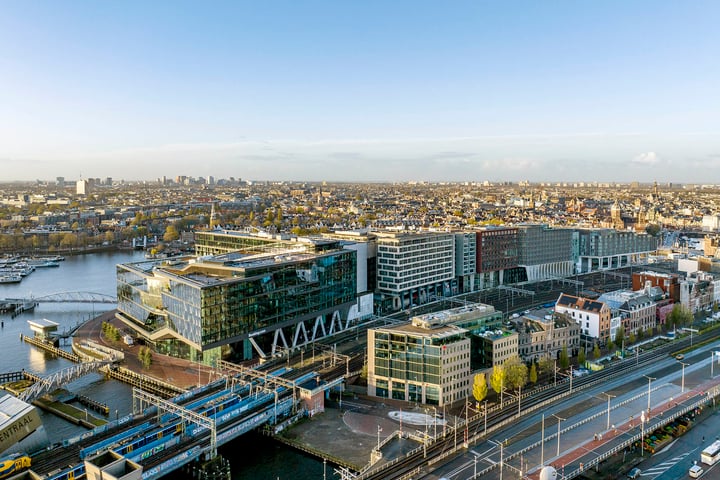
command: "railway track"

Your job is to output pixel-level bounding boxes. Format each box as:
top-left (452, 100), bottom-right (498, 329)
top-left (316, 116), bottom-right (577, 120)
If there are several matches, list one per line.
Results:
top-left (359, 329), bottom-right (717, 480)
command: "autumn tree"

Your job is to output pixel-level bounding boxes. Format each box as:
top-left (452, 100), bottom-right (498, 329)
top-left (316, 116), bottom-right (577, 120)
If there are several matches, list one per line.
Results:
top-left (163, 225), bottom-right (180, 242)
top-left (529, 363), bottom-right (538, 384)
top-left (472, 373), bottom-right (488, 404)
top-left (578, 347), bottom-right (586, 367)
top-left (593, 343), bottom-right (601, 360)
top-left (503, 356), bottom-right (528, 392)
top-left (538, 357), bottom-right (554, 377)
top-left (489, 365), bottom-right (505, 397)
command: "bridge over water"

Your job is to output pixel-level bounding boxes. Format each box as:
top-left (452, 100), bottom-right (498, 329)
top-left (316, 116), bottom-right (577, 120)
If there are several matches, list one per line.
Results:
top-left (4, 291), bottom-right (117, 304)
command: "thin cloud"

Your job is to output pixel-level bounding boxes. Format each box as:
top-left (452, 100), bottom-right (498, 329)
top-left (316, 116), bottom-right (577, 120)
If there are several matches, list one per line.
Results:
top-left (632, 152), bottom-right (660, 165)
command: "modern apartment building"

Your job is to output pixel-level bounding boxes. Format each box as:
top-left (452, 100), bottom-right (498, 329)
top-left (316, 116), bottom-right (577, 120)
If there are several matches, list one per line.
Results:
top-left (555, 293), bottom-right (613, 343)
top-left (517, 225), bottom-right (574, 281)
top-left (476, 329), bottom-right (519, 368)
top-left (454, 232), bottom-right (476, 293)
top-left (367, 316), bottom-right (471, 406)
top-left (375, 231), bottom-right (456, 311)
top-left (116, 235), bottom-right (364, 363)
top-left (575, 229), bottom-right (658, 273)
top-left (475, 227), bottom-right (523, 289)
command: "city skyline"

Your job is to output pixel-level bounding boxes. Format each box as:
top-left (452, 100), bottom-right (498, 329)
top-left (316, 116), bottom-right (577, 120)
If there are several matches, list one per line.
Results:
top-left (1, 1), bottom-right (718, 183)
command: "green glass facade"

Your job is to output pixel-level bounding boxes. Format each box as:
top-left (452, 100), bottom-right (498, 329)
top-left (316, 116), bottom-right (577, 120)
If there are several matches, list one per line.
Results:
top-left (117, 247), bottom-right (357, 357)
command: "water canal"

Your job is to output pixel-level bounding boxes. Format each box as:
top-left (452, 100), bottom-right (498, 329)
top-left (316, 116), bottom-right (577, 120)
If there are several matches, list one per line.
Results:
top-left (0, 250), bottom-right (324, 479)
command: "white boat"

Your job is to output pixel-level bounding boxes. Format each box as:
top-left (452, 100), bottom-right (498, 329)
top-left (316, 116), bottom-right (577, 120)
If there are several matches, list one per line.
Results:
top-left (0, 274), bottom-right (22, 284)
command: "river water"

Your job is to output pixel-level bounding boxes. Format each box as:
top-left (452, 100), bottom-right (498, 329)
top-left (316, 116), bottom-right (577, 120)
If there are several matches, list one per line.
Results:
top-left (0, 250), bottom-right (323, 479)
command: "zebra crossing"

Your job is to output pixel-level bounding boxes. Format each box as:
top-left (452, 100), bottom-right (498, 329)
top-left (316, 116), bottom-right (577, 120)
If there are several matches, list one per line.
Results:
top-left (639, 452), bottom-right (691, 477)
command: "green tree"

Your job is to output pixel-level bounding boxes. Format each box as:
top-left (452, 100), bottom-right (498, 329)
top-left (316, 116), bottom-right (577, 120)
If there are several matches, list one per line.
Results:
top-left (489, 365), bottom-right (505, 396)
top-left (645, 224), bottom-right (661, 236)
top-left (529, 363), bottom-right (538, 384)
top-left (637, 328), bottom-right (645, 341)
top-left (614, 325), bottom-right (625, 347)
top-left (472, 373), bottom-right (488, 403)
top-left (503, 356), bottom-right (528, 392)
top-left (593, 343), bottom-right (601, 360)
top-left (668, 304), bottom-right (693, 330)
top-left (559, 345), bottom-right (570, 370)
top-left (578, 347), bottom-right (586, 367)
top-left (628, 332), bottom-right (636, 344)
top-left (607, 339), bottom-right (615, 353)
top-left (139, 347), bottom-right (152, 369)
top-left (538, 357), bottom-right (554, 376)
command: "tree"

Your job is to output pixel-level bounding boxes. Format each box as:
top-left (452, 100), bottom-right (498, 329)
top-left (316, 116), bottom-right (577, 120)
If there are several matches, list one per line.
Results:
top-left (538, 357), bottom-right (554, 376)
top-left (472, 373), bottom-right (488, 403)
top-left (578, 347), bottom-right (586, 367)
top-left (628, 332), bottom-right (636, 345)
top-left (139, 347), bottom-right (152, 369)
top-left (645, 224), bottom-right (661, 236)
top-left (559, 345), bottom-right (570, 370)
top-left (668, 304), bottom-right (693, 330)
top-left (637, 328), bottom-right (645, 341)
top-left (489, 365), bottom-right (505, 396)
top-left (593, 343), bottom-right (601, 360)
top-left (529, 363), bottom-right (538, 384)
top-left (607, 339), bottom-right (615, 353)
top-left (503, 356), bottom-right (528, 392)
top-left (614, 325), bottom-right (625, 347)
top-left (163, 225), bottom-right (180, 242)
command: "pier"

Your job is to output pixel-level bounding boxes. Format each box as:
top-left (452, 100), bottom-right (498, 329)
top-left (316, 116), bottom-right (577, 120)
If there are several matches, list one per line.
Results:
top-left (21, 333), bottom-right (81, 362)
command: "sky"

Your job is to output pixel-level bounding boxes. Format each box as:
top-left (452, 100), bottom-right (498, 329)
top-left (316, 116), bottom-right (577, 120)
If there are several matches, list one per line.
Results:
top-left (1, 1), bottom-right (719, 183)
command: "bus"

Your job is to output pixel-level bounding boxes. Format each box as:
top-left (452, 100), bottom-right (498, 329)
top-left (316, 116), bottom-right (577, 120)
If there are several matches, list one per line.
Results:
top-left (701, 439), bottom-right (720, 465)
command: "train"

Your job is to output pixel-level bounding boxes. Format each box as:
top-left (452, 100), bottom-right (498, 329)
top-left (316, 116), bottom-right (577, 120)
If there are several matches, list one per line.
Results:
top-left (44, 367), bottom-right (310, 480)
top-left (0, 453), bottom-right (31, 479)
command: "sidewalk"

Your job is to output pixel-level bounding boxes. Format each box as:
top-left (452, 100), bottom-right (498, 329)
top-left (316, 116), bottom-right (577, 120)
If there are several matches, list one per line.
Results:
top-left (74, 310), bottom-right (209, 390)
top-left (525, 376), bottom-right (720, 479)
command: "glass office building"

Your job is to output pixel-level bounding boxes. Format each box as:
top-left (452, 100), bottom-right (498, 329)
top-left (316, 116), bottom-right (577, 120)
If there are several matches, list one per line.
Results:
top-left (117, 238), bottom-right (357, 362)
top-left (367, 318), bottom-right (470, 406)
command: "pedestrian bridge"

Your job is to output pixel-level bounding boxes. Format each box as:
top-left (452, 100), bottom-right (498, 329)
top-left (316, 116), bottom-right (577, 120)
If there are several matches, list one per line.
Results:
top-left (4, 291), bottom-right (117, 304)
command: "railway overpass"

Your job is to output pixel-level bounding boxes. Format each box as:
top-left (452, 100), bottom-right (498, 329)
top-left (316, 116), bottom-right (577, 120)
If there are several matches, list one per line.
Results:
top-left (27, 364), bottom-right (345, 480)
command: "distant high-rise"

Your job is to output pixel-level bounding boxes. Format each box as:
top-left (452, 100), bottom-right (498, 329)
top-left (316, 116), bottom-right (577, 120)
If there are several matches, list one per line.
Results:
top-left (76, 179), bottom-right (89, 195)
top-left (56, 177), bottom-right (65, 189)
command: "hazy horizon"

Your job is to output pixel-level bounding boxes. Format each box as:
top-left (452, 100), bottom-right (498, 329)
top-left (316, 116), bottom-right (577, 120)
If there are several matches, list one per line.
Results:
top-left (2, 1), bottom-right (718, 183)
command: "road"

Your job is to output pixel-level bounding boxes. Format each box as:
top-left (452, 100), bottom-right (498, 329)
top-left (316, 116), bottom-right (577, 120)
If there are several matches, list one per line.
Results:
top-left (420, 338), bottom-right (720, 480)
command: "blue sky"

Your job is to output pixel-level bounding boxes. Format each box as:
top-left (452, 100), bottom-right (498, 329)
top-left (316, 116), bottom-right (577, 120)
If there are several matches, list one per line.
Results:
top-left (1, 1), bottom-right (718, 183)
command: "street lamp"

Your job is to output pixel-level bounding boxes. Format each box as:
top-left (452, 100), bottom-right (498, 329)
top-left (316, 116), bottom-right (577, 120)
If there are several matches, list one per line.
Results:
top-left (489, 439), bottom-right (504, 480)
top-left (540, 413), bottom-right (545, 465)
top-left (483, 400), bottom-right (488, 437)
top-left (678, 361), bottom-right (689, 393)
top-left (552, 414), bottom-right (566, 457)
top-left (640, 410), bottom-right (646, 457)
top-left (643, 375), bottom-right (656, 414)
top-left (601, 392), bottom-right (616, 430)
top-left (377, 425), bottom-right (382, 451)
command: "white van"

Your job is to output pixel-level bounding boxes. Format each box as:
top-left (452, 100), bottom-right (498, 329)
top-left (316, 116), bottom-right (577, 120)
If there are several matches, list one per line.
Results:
top-left (689, 464), bottom-right (704, 478)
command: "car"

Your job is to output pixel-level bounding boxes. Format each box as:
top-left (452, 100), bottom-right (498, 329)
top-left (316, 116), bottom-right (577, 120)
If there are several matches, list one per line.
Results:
top-left (676, 354), bottom-right (685, 360)
top-left (627, 468), bottom-right (642, 479)
top-left (689, 464), bottom-right (704, 478)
